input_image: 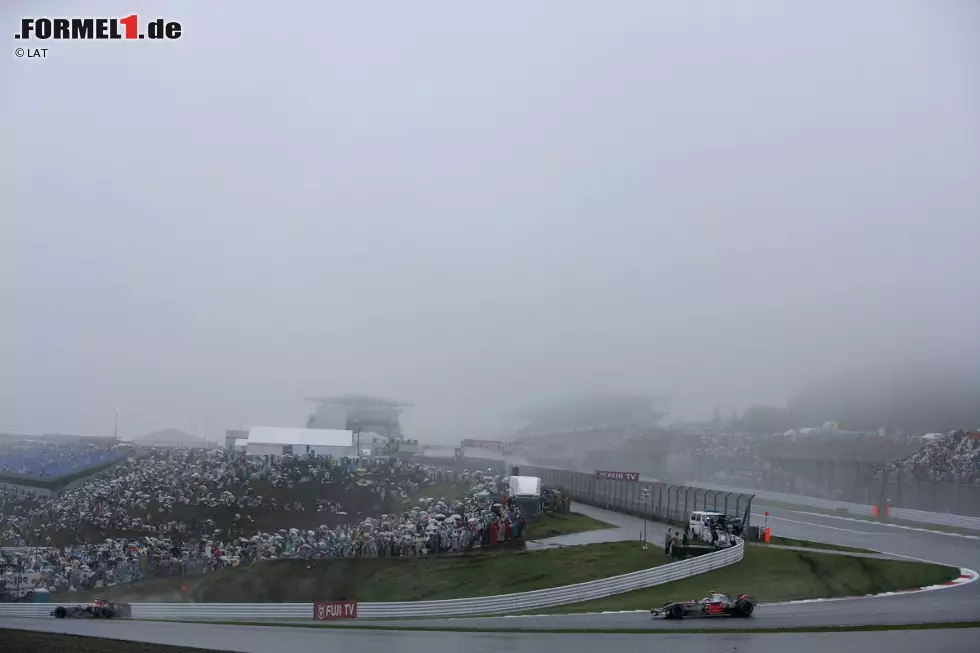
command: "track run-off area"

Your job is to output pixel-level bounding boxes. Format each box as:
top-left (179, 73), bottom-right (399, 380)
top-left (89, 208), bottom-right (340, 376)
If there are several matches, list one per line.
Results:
top-left (3, 501), bottom-right (979, 652)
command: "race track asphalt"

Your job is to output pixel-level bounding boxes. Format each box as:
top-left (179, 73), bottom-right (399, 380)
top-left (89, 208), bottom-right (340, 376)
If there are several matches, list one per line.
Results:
top-left (2, 618), bottom-right (979, 653)
top-left (5, 501), bottom-right (979, 651)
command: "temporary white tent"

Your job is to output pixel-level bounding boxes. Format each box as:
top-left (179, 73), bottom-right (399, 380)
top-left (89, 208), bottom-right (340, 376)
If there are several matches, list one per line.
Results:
top-left (509, 475), bottom-right (542, 498)
top-left (245, 427), bottom-right (357, 458)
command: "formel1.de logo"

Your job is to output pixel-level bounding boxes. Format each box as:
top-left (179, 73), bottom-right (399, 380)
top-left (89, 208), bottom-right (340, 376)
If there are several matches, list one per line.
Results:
top-left (15, 16), bottom-right (182, 41)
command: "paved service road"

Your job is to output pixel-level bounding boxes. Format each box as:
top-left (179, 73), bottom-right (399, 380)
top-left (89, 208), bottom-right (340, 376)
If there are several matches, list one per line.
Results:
top-left (2, 618), bottom-right (978, 653)
top-left (526, 502), bottom-right (669, 549)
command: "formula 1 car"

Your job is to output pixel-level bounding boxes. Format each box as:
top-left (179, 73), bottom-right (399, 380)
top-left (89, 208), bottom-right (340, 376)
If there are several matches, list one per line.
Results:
top-left (650, 592), bottom-right (755, 619)
top-left (51, 598), bottom-right (132, 619)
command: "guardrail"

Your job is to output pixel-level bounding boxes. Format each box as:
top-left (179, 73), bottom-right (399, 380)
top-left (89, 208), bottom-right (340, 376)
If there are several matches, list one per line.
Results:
top-left (0, 541), bottom-right (744, 619)
top-left (690, 482), bottom-right (980, 532)
top-left (890, 507), bottom-right (980, 531)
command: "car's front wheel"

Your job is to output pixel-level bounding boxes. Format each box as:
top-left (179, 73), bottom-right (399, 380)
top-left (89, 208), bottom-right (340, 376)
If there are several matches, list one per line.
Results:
top-left (54, 607), bottom-right (67, 619)
top-left (669, 604), bottom-right (686, 619)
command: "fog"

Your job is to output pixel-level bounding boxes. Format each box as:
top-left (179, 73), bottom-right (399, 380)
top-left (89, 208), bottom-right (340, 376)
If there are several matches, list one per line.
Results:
top-left (2, 1), bottom-right (979, 442)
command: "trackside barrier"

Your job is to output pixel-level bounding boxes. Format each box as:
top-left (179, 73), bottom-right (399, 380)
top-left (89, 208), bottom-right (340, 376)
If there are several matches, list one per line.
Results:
top-left (690, 482), bottom-right (980, 532)
top-left (0, 541), bottom-right (745, 620)
top-left (520, 466), bottom-right (756, 530)
top-left (890, 507), bottom-right (980, 531)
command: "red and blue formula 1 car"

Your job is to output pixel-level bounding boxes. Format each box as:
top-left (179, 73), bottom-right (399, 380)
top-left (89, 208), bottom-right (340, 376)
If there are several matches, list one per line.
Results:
top-left (51, 598), bottom-right (132, 619)
top-left (650, 592), bottom-right (755, 619)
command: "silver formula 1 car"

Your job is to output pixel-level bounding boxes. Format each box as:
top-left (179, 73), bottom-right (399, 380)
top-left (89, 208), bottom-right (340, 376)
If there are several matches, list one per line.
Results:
top-left (650, 592), bottom-right (755, 619)
top-left (52, 598), bottom-right (132, 619)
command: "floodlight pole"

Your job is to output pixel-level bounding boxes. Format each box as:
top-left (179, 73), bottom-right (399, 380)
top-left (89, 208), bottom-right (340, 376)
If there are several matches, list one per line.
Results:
top-left (640, 487), bottom-right (651, 547)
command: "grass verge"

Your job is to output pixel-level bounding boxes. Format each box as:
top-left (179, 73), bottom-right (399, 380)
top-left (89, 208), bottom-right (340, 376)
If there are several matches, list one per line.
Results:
top-left (75, 541), bottom-right (669, 603)
top-left (764, 536), bottom-right (877, 554)
top-left (528, 511), bottom-right (612, 539)
top-left (522, 545), bottom-right (959, 613)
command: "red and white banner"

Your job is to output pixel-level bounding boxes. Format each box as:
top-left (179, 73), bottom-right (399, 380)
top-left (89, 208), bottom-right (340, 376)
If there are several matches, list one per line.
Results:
top-left (314, 600), bottom-right (358, 621)
top-left (594, 470), bottom-right (639, 482)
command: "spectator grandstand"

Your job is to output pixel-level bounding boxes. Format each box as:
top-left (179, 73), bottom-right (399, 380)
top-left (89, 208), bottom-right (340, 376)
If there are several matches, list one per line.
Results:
top-left (882, 429), bottom-right (980, 483)
top-left (0, 448), bottom-right (528, 601)
top-left (0, 442), bottom-right (124, 481)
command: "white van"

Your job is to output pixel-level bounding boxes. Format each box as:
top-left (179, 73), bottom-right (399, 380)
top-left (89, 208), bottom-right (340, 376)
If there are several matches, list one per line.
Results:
top-left (689, 511), bottom-right (724, 540)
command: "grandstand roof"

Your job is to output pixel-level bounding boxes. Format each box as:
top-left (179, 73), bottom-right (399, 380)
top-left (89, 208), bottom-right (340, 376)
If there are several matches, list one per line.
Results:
top-left (246, 426), bottom-right (354, 448)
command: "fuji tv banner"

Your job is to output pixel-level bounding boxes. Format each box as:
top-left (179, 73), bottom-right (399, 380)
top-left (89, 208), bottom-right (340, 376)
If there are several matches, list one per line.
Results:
top-left (594, 470), bottom-right (639, 482)
top-left (313, 600), bottom-right (358, 621)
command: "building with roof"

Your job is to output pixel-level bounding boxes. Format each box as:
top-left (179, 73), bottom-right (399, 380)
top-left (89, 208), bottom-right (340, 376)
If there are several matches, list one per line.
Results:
top-left (244, 426), bottom-right (357, 458)
top-left (306, 394), bottom-right (412, 440)
top-left (135, 428), bottom-right (208, 449)
top-left (224, 429), bottom-right (248, 450)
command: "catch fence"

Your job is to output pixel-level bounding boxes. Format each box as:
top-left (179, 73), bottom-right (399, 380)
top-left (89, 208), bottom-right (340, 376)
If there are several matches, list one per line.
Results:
top-left (519, 466), bottom-right (754, 529)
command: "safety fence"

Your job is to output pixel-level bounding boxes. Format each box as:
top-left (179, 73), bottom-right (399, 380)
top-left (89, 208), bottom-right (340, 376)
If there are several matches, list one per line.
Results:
top-left (0, 541), bottom-right (744, 619)
top-left (521, 466), bottom-right (755, 529)
top-left (691, 481), bottom-right (980, 532)
top-left (889, 507), bottom-right (980, 531)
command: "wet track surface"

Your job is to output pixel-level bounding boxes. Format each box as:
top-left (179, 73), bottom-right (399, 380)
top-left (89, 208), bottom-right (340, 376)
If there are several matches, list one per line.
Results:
top-left (2, 618), bottom-right (979, 653)
top-left (4, 502), bottom-right (979, 651)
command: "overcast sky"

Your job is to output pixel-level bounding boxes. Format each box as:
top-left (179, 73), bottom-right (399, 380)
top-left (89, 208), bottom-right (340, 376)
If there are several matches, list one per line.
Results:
top-left (2, 1), bottom-right (978, 442)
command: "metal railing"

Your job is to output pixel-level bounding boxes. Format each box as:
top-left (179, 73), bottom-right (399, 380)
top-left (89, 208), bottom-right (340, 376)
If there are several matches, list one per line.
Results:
top-left (520, 466), bottom-right (755, 529)
top-left (0, 541), bottom-right (744, 619)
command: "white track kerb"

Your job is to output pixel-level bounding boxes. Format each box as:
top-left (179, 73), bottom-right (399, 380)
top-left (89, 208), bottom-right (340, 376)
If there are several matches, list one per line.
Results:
top-left (762, 567), bottom-right (978, 606)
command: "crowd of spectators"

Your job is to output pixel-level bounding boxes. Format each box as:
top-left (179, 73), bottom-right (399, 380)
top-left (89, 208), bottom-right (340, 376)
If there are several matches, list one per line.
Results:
top-left (882, 429), bottom-right (980, 483)
top-left (693, 433), bottom-right (757, 459)
top-left (0, 442), bottom-right (124, 481)
top-left (0, 447), bottom-right (527, 599)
